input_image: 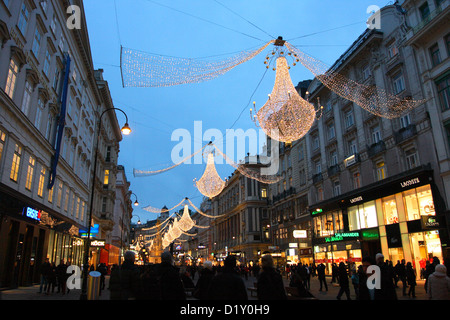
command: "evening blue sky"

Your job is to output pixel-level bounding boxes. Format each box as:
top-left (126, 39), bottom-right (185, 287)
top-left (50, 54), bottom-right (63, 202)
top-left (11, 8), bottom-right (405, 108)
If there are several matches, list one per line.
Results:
top-left (83, 0), bottom-right (388, 223)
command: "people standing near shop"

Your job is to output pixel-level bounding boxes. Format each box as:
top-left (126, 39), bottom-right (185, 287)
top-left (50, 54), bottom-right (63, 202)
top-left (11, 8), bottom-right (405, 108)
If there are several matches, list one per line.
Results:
top-left (374, 253), bottom-right (397, 300)
top-left (351, 267), bottom-right (360, 299)
top-left (424, 256), bottom-right (440, 293)
top-left (317, 262), bottom-right (328, 292)
top-left (208, 255), bottom-right (248, 300)
top-left (405, 262), bottom-right (416, 298)
top-left (156, 252), bottom-right (186, 300)
top-left (331, 263), bottom-right (339, 284)
top-left (336, 262), bottom-right (351, 300)
top-left (427, 264), bottom-right (450, 300)
top-left (358, 256), bottom-right (375, 300)
top-left (395, 259), bottom-right (407, 296)
top-left (46, 262), bottom-right (57, 295)
top-left (109, 251), bottom-right (141, 300)
top-left (256, 255), bottom-right (287, 300)
top-left (56, 260), bottom-right (68, 295)
top-left (194, 260), bottom-right (215, 300)
top-left (38, 258), bottom-right (51, 294)
top-left (97, 263), bottom-right (107, 295)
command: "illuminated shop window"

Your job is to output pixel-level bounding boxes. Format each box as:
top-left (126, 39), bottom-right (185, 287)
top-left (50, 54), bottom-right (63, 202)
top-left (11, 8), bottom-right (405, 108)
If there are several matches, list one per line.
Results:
top-left (348, 201), bottom-right (378, 231)
top-left (403, 184), bottom-right (435, 221)
top-left (382, 195), bottom-right (399, 224)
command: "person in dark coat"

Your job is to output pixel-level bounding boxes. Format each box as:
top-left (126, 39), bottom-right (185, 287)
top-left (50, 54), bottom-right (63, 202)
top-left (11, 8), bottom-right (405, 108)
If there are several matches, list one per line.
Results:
top-left (336, 262), bottom-right (351, 300)
top-left (156, 252), bottom-right (186, 300)
top-left (374, 253), bottom-right (397, 300)
top-left (406, 262), bottom-right (417, 298)
top-left (139, 264), bottom-right (160, 300)
top-left (208, 255), bottom-right (248, 300)
top-left (358, 256), bottom-right (375, 300)
top-left (46, 262), bottom-right (57, 295)
top-left (109, 251), bottom-right (141, 300)
top-left (257, 255), bottom-right (287, 300)
top-left (316, 263), bottom-right (328, 291)
top-left (194, 261), bottom-right (215, 300)
top-left (38, 258), bottom-right (51, 293)
top-left (56, 260), bottom-right (68, 294)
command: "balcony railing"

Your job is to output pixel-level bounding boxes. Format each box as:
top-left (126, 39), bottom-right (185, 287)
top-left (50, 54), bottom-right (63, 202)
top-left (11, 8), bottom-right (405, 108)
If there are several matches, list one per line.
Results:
top-left (394, 124), bottom-right (417, 144)
top-left (367, 140), bottom-right (386, 158)
top-left (413, 4), bottom-right (444, 35)
top-left (327, 164), bottom-right (340, 177)
top-left (312, 172), bottom-right (323, 184)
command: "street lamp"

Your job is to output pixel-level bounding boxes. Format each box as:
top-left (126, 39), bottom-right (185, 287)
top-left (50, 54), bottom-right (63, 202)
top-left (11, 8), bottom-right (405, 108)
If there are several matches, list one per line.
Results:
top-left (131, 193), bottom-right (139, 206)
top-left (80, 107), bottom-right (131, 300)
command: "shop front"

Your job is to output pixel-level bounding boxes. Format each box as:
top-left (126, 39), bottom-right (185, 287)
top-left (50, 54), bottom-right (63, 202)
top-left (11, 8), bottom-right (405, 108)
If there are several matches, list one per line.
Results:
top-left (311, 167), bottom-right (448, 279)
top-left (0, 186), bottom-right (85, 288)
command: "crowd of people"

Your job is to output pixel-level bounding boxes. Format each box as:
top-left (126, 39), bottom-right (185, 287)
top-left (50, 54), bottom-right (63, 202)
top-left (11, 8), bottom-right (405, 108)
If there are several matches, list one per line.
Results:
top-left (35, 251), bottom-right (449, 300)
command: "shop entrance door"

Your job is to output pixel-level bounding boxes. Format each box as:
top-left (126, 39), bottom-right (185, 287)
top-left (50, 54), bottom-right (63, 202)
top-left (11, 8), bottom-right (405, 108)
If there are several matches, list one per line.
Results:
top-left (362, 241), bottom-right (381, 259)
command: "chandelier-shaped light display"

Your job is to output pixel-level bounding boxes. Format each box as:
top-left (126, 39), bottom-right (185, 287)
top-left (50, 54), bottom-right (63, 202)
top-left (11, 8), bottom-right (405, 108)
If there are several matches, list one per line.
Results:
top-left (253, 55), bottom-right (316, 143)
top-left (177, 204), bottom-right (196, 231)
top-left (170, 219), bottom-right (182, 239)
top-left (194, 152), bottom-right (226, 198)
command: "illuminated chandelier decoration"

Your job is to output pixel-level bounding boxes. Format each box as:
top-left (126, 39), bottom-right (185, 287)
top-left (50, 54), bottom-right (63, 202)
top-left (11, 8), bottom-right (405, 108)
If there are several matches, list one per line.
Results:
top-left (251, 41), bottom-right (317, 143)
top-left (177, 204), bottom-right (196, 232)
top-left (194, 151), bottom-right (226, 199)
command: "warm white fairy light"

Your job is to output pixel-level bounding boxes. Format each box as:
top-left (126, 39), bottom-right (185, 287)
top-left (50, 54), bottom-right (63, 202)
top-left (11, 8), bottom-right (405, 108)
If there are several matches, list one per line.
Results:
top-left (121, 41), bottom-right (273, 88)
top-left (194, 152), bottom-right (226, 199)
top-left (254, 56), bottom-right (317, 143)
top-left (177, 204), bottom-right (196, 231)
top-left (285, 42), bottom-right (424, 119)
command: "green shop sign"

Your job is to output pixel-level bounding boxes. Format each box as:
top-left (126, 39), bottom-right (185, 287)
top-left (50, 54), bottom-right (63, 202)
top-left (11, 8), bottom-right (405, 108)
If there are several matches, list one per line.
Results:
top-left (325, 232), bottom-right (360, 243)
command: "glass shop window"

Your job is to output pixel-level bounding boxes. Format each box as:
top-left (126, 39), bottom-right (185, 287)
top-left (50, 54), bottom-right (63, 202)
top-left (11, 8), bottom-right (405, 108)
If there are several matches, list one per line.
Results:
top-left (348, 201), bottom-right (378, 231)
top-left (403, 184), bottom-right (435, 221)
top-left (383, 195), bottom-right (399, 224)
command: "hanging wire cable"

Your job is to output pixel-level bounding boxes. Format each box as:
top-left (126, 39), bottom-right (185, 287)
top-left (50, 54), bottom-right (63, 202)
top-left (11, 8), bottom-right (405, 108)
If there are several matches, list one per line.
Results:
top-left (142, 0), bottom-right (265, 41)
top-left (287, 20), bottom-right (366, 41)
top-left (213, 0), bottom-right (275, 40)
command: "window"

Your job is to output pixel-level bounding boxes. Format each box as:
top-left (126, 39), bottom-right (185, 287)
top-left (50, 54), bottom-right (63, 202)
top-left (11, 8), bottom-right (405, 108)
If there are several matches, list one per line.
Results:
top-left (400, 114), bottom-right (411, 128)
top-left (403, 185), bottom-right (435, 220)
top-left (330, 150), bottom-right (338, 166)
top-left (383, 195), bottom-right (399, 224)
top-left (327, 123), bottom-right (335, 140)
top-left (312, 135), bottom-right (319, 150)
top-left (298, 144), bottom-right (304, 161)
top-left (17, 3), bottom-right (30, 35)
top-left (5, 58), bottom-right (19, 99)
top-left (32, 29), bottom-right (41, 58)
top-left (53, 66), bottom-right (61, 91)
top-left (45, 114), bottom-right (54, 141)
top-left (419, 2), bottom-right (430, 20)
top-left (315, 160), bottom-right (322, 174)
top-left (48, 185), bottom-right (54, 203)
top-left (388, 43), bottom-right (399, 59)
top-left (64, 188), bottom-right (70, 211)
top-left (59, 34), bottom-right (65, 52)
top-left (372, 126), bottom-right (382, 144)
top-left (261, 188), bottom-right (267, 198)
top-left (392, 72), bottom-right (406, 94)
top-left (376, 161), bottom-right (386, 181)
top-left (57, 181), bottom-right (63, 207)
top-left (101, 197), bottom-right (107, 212)
top-left (362, 64), bottom-right (371, 80)
top-left (317, 186), bottom-right (324, 201)
top-left (103, 169), bottom-right (110, 187)
top-left (436, 75), bottom-right (450, 111)
top-left (25, 155), bottom-right (35, 190)
top-left (345, 109), bottom-right (354, 128)
top-left (405, 149), bottom-right (418, 169)
top-left (348, 200), bottom-right (378, 231)
top-left (43, 49), bottom-right (51, 76)
top-left (0, 130), bottom-right (6, 164)
top-left (81, 201), bottom-right (85, 221)
top-left (50, 14), bottom-right (57, 34)
top-left (10, 144), bottom-right (22, 182)
top-left (353, 172), bottom-right (361, 189)
top-left (299, 168), bottom-right (306, 185)
top-left (333, 180), bottom-right (341, 197)
top-left (37, 166), bottom-right (46, 197)
top-left (75, 197), bottom-right (80, 218)
top-left (21, 81), bottom-right (33, 116)
top-left (35, 98), bottom-right (44, 130)
top-left (430, 43), bottom-right (441, 67)
top-left (348, 138), bottom-right (358, 155)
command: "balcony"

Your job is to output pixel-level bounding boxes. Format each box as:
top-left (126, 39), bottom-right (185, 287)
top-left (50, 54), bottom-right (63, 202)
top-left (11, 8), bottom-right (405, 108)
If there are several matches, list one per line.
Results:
top-left (367, 140), bottom-right (386, 158)
top-left (413, 4), bottom-right (446, 35)
top-left (312, 172), bottom-right (323, 184)
top-left (394, 124), bottom-right (417, 144)
top-left (272, 187), bottom-right (296, 204)
top-left (327, 164), bottom-right (340, 177)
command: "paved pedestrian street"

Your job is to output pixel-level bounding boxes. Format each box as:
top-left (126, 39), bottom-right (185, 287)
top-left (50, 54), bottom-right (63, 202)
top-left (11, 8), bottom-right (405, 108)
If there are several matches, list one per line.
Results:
top-left (0, 274), bottom-right (429, 301)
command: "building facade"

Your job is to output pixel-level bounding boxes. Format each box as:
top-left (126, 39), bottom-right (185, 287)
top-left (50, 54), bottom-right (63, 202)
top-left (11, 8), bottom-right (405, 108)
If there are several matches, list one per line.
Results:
top-left (0, 0), bottom-right (122, 288)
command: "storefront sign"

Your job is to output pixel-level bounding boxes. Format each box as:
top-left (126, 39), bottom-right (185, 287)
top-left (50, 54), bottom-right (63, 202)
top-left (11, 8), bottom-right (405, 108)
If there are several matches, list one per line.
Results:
top-left (362, 229), bottom-right (380, 240)
top-left (23, 207), bottom-right (41, 221)
top-left (325, 232), bottom-right (360, 243)
top-left (422, 216), bottom-right (440, 229)
top-left (293, 230), bottom-right (307, 238)
top-left (90, 239), bottom-right (105, 247)
top-left (79, 224), bottom-right (99, 238)
top-left (312, 208), bottom-right (323, 215)
top-left (350, 196), bottom-right (363, 204)
top-left (400, 177), bottom-right (420, 188)
top-left (289, 243), bottom-right (298, 248)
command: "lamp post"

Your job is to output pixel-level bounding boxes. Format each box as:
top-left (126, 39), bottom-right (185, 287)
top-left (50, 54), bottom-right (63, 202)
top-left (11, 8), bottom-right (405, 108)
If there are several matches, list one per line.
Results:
top-left (80, 107), bottom-right (131, 300)
top-left (131, 193), bottom-right (139, 206)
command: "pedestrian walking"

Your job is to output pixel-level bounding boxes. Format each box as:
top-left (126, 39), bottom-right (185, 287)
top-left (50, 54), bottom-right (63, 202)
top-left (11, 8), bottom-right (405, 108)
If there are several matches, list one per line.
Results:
top-left (374, 253), bottom-right (397, 300)
top-left (194, 261), bottom-right (215, 300)
top-left (405, 262), bottom-right (416, 298)
top-left (56, 260), bottom-right (68, 294)
top-left (256, 255), bottom-right (287, 300)
top-left (316, 262), bottom-right (328, 291)
top-left (97, 263), bottom-right (107, 295)
top-left (351, 267), bottom-right (360, 299)
top-left (359, 256), bottom-right (375, 300)
top-left (336, 262), bottom-right (351, 300)
top-left (424, 256), bottom-right (440, 293)
top-left (109, 251), bottom-right (141, 300)
top-left (38, 258), bottom-right (51, 294)
top-left (208, 255), bottom-right (248, 300)
top-left (156, 252), bottom-right (186, 300)
top-left (46, 262), bottom-right (57, 295)
top-left (397, 259), bottom-right (407, 296)
top-left (427, 264), bottom-right (450, 300)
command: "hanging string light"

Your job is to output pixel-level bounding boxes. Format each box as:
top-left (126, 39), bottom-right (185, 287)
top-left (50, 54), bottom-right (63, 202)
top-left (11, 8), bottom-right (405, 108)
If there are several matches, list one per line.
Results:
top-left (177, 204), bottom-right (196, 232)
top-left (120, 41), bottom-right (274, 87)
